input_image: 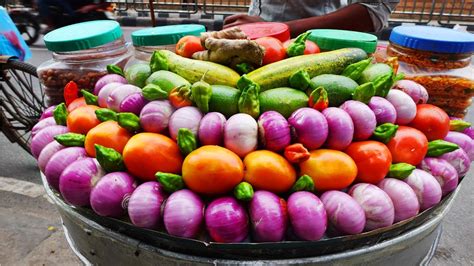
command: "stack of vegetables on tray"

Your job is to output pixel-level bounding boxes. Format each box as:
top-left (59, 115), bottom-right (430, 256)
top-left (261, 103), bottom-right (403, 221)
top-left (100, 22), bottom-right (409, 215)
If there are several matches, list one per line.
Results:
top-left (31, 28), bottom-right (473, 244)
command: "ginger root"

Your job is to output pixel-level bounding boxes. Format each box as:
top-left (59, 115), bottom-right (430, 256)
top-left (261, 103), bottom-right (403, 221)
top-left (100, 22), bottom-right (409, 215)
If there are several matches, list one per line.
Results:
top-left (192, 38), bottom-right (265, 66)
top-left (200, 27), bottom-right (248, 46)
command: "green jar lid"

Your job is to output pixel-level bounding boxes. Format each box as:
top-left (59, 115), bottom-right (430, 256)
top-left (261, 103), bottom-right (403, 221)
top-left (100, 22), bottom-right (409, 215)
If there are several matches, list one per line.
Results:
top-left (131, 24), bottom-right (206, 46)
top-left (308, 29), bottom-right (378, 53)
top-left (44, 20), bottom-right (123, 52)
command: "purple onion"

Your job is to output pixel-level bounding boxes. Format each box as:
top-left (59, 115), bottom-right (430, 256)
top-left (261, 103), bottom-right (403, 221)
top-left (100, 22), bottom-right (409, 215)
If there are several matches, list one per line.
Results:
top-left (44, 147), bottom-right (87, 190)
top-left (39, 105), bottom-right (56, 121)
top-left (107, 84), bottom-right (141, 112)
top-left (198, 112), bottom-right (226, 146)
top-left (249, 190), bottom-right (287, 242)
top-left (128, 181), bottom-right (167, 229)
top-left (378, 178), bottom-right (420, 223)
top-left (258, 111), bottom-right (291, 152)
top-left (37, 141), bottom-right (65, 172)
top-left (320, 190), bottom-right (366, 235)
top-left (139, 100), bottom-right (175, 133)
top-left (392, 80), bottom-right (429, 104)
top-left (463, 127), bottom-right (474, 140)
top-left (404, 169), bottom-right (442, 211)
top-left (288, 107), bottom-right (328, 150)
top-left (368, 96), bottom-right (397, 125)
top-left (119, 92), bottom-right (148, 115)
top-left (163, 189), bottom-right (204, 238)
top-left (205, 196), bottom-right (249, 243)
top-left (97, 82), bottom-right (124, 108)
top-left (94, 74), bottom-right (127, 95)
top-left (322, 107), bottom-right (354, 150)
top-left (439, 148), bottom-right (471, 177)
top-left (224, 113), bottom-right (258, 157)
top-left (169, 106), bottom-right (203, 141)
top-left (340, 100), bottom-right (376, 141)
top-left (32, 117), bottom-right (57, 139)
top-left (90, 172), bottom-right (137, 218)
top-left (386, 89), bottom-right (417, 125)
top-left (419, 158), bottom-right (459, 196)
top-left (349, 183), bottom-right (395, 231)
top-left (444, 131), bottom-right (474, 161)
top-left (59, 158), bottom-right (105, 206)
top-left (30, 125), bottom-right (68, 158)
top-left (287, 191), bottom-right (327, 241)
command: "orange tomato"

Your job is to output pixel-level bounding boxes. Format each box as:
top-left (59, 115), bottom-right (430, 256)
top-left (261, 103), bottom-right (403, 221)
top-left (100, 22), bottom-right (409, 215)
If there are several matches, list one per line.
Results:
top-left (345, 141), bottom-right (392, 184)
top-left (123, 133), bottom-right (183, 181)
top-left (182, 146), bottom-right (244, 195)
top-left (255, 37), bottom-right (287, 65)
top-left (244, 150), bottom-right (296, 193)
top-left (175, 36), bottom-right (205, 58)
top-left (67, 105), bottom-right (101, 134)
top-left (300, 149), bottom-right (357, 191)
top-left (84, 120), bottom-right (132, 157)
top-left (67, 97), bottom-right (87, 112)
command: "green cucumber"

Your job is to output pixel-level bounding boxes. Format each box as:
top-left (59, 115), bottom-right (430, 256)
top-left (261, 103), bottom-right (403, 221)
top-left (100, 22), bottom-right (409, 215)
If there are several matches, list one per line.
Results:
top-left (259, 87), bottom-right (309, 118)
top-left (358, 63), bottom-right (393, 84)
top-left (125, 63), bottom-right (151, 88)
top-left (208, 85), bottom-right (241, 117)
top-left (310, 74), bottom-right (359, 107)
top-left (145, 70), bottom-right (191, 94)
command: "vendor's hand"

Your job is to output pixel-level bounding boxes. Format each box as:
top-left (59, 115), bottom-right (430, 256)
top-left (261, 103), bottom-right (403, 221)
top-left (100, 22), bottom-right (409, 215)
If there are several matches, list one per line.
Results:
top-left (223, 14), bottom-right (265, 29)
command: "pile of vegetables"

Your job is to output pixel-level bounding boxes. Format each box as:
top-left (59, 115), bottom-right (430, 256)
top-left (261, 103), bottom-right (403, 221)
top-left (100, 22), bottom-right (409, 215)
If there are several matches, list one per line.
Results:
top-left (31, 44), bottom-right (473, 244)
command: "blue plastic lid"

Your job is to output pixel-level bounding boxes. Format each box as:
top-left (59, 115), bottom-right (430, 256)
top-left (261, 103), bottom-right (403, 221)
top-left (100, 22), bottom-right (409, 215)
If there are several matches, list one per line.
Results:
top-left (131, 24), bottom-right (206, 46)
top-left (389, 25), bottom-right (474, 54)
top-left (44, 20), bottom-right (123, 52)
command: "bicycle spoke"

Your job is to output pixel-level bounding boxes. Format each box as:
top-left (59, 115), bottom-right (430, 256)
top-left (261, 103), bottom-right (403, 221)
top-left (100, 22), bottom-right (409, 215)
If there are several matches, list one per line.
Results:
top-left (5, 70), bottom-right (43, 113)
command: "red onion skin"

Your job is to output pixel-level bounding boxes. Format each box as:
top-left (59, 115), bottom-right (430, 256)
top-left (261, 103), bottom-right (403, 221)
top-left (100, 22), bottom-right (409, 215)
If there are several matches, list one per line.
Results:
top-left (199, 112), bottom-right (226, 146)
top-left (139, 100), bottom-right (175, 133)
top-left (59, 158), bottom-right (105, 206)
top-left (249, 190), bottom-right (288, 242)
top-left (368, 96), bottom-right (397, 125)
top-left (107, 84), bottom-right (141, 112)
top-left (439, 148), bottom-right (471, 177)
top-left (340, 101), bottom-right (376, 141)
top-left (205, 196), bottom-right (249, 243)
top-left (463, 127), bottom-right (474, 140)
top-left (169, 106), bottom-right (203, 141)
top-left (32, 117), bottom-right (57, 138)
top-left (40, 105), bottom-right (56, 121)
top-left (419, 158), bottom-right (459, 196)
top-left (287, 191), bottom-right (327, 241)
top-left (90, 172), bottom-right (137, 218)
top-left (128, 181), bottom-right (167, 229)
top-left (38, 141), bottom-right (65, 172)
top-left (349, 183), bottom-right (395, 231)
top-left (444, 131), bottom-right (474, 161)
top-left (120, 92), bottom-right (148, 115)
top-left (31, 125), bottom-right (69, 158)
top-left (320, 190), bottom-right (365, 235)
top-left (44, 147), bottom-right (87, 190)
top-left (94, 74), bottom-right (127, 95)
top-left (386, 90), bottom-right (417, 125)
top-left (392, 80), bottom-right (429, 104)
top-left (288, 107), bottom-right (328, 150)
top-left (322, 107), bottom-right (354, 150)
top-left (404, 169), bottom-right (442, 211)
top-left (377, 178), bottom-right (420, 223)
top-left (258, 111), bottom-right (291, 152)
top-left (224, 113), bottom-right (258, 157)
top-left (97, 82), bottom-right (124, 108)
top-left (163, 189), bottom-right (204, 238)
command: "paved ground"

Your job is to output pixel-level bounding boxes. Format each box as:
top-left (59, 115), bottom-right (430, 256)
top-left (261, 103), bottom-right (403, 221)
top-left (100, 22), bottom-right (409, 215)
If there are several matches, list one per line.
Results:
top-left (0, 30), bottom-right (473, 265)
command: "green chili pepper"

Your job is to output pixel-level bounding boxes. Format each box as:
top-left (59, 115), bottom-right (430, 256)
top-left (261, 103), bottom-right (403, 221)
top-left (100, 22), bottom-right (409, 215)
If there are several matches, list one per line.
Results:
top-left (191, 80), bottom-right (212, 113)
top-left (156, 172), bottom-right (184, 193)
top-left (233, 182), bottom-right (254, 201)
top-left (450, 120), bottom-right (471, 132)
top-left (392, 73), bottom-right (405, 83)
top-left (95, 144), bottom-right (125, 172)
top-left (150, 51), bottom-right (169, 72)
top-left (373, 123), bottom-right (399, 144)
top-left (177, 128), bottom-right (197, 156)
top-left (342, 58), bottom-right (372, 81)
top-left (53, 103), bottom-right (68, 126)
top-left (388, 163), bottom-right (416, 179)
top-left (142, 84), bottom-right (168, 101)
top-left (54, 133), bottom-right (86, 147)
top-left (238, 80), bottom-right (260, 118)
top-left (308, 86), bottom-right (329, 111)
top-left (236, 74), bottom-right (254, 91)
top-left (373, 73), bottom-right (393, 97)
top-left (235, 62), bottom-right (255, 74)
top-left (106, 64), bottom-right (125, 77)
top-left (81, 89), bottom-right (98, 106)
top-left (95, 108), bottom-right (117, 122)
top-left (427, 140), bottom-right (459, 157)
top-left (291, 175), bottom-right (314, 192)
top-left (289, 70), bottom-right (312, 91)
top-left (118, 112), bottom-right (141, 132)
top-left (352, 82), bottom-right (375, 104)
top-left (286, 31), bottom-right (311, 57)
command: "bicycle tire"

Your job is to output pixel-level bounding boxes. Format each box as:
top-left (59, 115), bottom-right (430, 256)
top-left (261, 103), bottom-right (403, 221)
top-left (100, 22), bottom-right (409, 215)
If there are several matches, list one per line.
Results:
top-left (10, 12), bottom-right (41, 46)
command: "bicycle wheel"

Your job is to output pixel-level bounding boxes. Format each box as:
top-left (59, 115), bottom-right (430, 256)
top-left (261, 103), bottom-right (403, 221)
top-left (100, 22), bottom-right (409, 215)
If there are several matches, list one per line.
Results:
top-left (0, 59), bottom-right (47, 154)
top-left (10, 12), bottom-right (41, 46)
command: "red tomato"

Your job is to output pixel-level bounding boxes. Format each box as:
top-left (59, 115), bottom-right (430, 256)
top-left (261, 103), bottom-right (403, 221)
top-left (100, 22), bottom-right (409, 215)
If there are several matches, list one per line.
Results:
top-left (283, 39), bottom-right (320, 54)
top-left (175, 36), bottom-right (205, 58)
top-left (345, 141), bottom-right (392, 184)
top-left (255, 37), bottom-right (286, 65)
top-left (409, 104), bottom-right (450, 141)
top-left (387, 126), bottom-right (428, 165)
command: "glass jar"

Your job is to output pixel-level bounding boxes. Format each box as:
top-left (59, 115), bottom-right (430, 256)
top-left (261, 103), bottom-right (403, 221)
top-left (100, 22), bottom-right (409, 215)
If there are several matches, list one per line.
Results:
top-left (37, 21), bottom-right (132, 106)
top-left (387, 25), bottom-right (474, 118)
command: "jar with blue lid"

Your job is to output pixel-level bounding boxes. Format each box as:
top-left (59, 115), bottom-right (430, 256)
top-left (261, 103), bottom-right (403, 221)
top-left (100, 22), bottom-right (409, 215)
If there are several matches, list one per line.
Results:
top-left (387, 25), bottom-right (474, 117)
top-left (37, 20), bottom-right (132, 105)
